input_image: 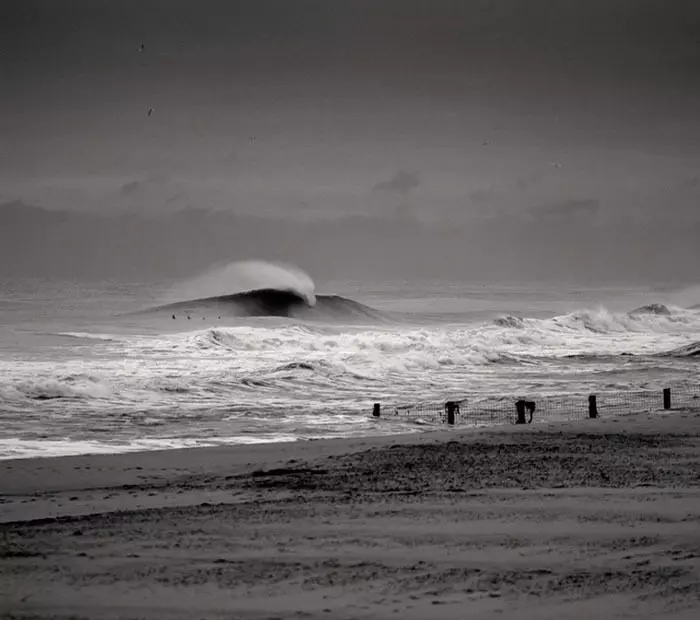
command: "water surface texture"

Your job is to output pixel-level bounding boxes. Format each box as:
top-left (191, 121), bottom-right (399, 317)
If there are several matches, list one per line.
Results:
top-left (1, 263), bottom-right (698, 458)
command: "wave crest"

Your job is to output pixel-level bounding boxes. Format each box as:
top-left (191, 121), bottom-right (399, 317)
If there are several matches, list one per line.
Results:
top-left (144, 287), bottom-right (387, 323)
top-left (494, 315), bottom-right (526, 328)
top-left (628, 303), bottom-right (674, 316)
top-left (12, 375), bottom-right (112, 400)
top-left (163, 260), bottom-right (316, 306)
top-left (662, 341), bottom-right (700, 357)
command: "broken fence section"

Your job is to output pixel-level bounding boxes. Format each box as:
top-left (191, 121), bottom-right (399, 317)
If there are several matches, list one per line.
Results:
top-left (371, 386), bottom-right (699, 427)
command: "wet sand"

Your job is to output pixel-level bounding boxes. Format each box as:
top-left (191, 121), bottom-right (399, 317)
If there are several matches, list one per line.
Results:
top-left (2, 410), bottom-right (700, 619)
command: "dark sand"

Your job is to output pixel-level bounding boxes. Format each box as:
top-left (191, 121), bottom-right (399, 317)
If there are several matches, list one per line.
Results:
top-left (2, 410), bottom-right (700, 619)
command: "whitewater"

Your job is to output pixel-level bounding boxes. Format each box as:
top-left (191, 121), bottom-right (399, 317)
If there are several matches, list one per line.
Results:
top-left (0, 261), bottom-right (699, 459)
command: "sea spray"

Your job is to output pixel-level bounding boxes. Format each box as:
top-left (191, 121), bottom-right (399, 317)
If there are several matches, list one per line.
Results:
top-left (162, 260), bottom-right (317, 306)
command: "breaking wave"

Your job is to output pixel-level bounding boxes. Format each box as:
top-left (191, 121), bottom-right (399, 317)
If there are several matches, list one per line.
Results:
top-left (3, 285), bottom-right (700, 458)
top-left (145, 287), bottom-right (388, 322)
top-left (629, 303), bottom-right (673, 316)
top-left (5, 374), bottom-right (112, 401)
top-left (662, 341), bottom-right (700, 357)
top-left (165, 260), bottom-right (317, 306)
top-left (494, 305), bottom-right (700, 335)
top-left (138, 260), bottom-right (388, 322)
top-left (5, 302), bottom-right (697, 421)
top-left (55, 332), bottom-right (117, 342)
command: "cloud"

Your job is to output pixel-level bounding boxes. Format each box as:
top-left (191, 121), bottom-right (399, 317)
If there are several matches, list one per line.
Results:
top-left (372, 170), bottom-right (420, 194)
top-left (468, 169), bottom-right (550, 208)
top-left (679, 175), bottom-right (699, 189)
top-left (469, 186), bottom-right (496, 204)
top-left (116, 174), bottom-right (193, 212)
top-left (120, 180), bottom-right (141, 196)
top-left (119, 173), bottom-right (170, 197)
top-left (529, 198), bottom-right (600, 219)
top-left (514, 171), bottom-right (545, 190)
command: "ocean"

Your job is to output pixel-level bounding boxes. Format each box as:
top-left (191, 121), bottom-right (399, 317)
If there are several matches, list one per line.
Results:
top-left (1, 261), bottom-right (698, 459)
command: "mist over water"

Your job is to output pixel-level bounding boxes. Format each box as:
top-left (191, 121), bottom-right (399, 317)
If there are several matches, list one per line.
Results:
top-left (1, 267), bottom-right (699, 459)
top-left (160, 260), bottom-right (317, 306)
top-left (665, 285), bottom-right (700, 310)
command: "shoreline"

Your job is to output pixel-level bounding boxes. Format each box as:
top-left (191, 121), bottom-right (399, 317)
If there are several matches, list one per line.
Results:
top-left (2, 408), bottom-right (700, 619)
top-left (3, 382), bottom-right (697, 464)
top-left (0, 418), bottom-right (430, 464)
top-left (0, 407), bottom-right (695, 518)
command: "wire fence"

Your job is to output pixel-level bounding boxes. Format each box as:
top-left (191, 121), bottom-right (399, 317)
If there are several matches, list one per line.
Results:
top-left (372, 386), bottom-right (700, 427)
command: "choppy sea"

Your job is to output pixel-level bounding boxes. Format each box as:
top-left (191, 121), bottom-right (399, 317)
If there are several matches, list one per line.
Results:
top-left (1, 262), bottom-right (698, 459)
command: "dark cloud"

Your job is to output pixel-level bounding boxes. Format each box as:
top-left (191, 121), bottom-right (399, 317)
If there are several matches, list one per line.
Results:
top-left (1, 201), bottom-right (698, 282)
top-left (120, 181), bottom-right (141, 196)
top-left (2, 1), bottom-right (700, 282)
top-left (373, 171), bottom-right (420, 195)
top-left (120, 173), bottom-right (169, 196)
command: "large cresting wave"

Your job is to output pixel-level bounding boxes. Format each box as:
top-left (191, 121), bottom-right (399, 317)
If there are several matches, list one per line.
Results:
top-left (142, 260), bottom-right (388, 322)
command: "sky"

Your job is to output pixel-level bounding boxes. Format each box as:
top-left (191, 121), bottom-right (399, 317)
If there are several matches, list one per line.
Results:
top-left (1, 0), bottom-right (699, 281)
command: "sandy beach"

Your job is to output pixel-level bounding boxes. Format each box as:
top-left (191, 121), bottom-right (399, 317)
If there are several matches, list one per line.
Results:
top-left (2, 410), bottom-right (700, 620)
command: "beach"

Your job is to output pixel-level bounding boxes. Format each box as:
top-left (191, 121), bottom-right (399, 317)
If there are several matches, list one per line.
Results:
top-left (2, 409), bottom-right (700, 619)
top-left (4, 0), bottom-right (700, 616)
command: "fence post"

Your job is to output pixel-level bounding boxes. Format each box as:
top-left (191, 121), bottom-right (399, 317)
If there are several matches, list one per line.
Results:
top-left (663, 388), bottom-right (671, 410)
top-left (588, 394), bottom-right (598, 419)
top-left (515, 400), bottom-right (527, 424)
top-left (372, 403), bottom-right (381, 418)
top-left (445, 401), bottom-right (456, 425)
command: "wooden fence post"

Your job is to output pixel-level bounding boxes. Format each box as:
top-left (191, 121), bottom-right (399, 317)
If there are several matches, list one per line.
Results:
top-left (663, 388), bottom-right (671, 410)
top-left (445, 401), bottom-right (457, 425)
top-left (588, 394), bottom-right (598, 419)
top-left (372, 403), bottom-right (381, 418)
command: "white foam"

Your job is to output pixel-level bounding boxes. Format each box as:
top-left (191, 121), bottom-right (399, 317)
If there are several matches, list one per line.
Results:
top-left (161, 259), bottom-right (316, 305)
top-left (55, 332), bottom-right (118, 342)
top-left (1, 303), bottom-right (699, 459)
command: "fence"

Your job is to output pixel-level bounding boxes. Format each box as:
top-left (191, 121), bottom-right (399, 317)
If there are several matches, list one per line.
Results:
top-left (371, 386), bottom-right (700, 427)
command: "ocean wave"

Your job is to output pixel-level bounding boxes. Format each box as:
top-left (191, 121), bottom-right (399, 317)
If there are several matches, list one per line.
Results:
top-left (493, 315), bottom-right (526, 328)
top-left (125, 301), bottom-right (700, 371)
top-left (560, 306), bottom-right (700, 333)
top-left (11, 375), bottom-right (113, 400)
top-left (495, 306), bottom-right (700, 336)
top-left (661, 340), bottom-right (700, 357)
top-left (55, 332), bottom-right (118, 341)
top-left (176, 325), bottom-right (530, 369)
top-left (135, 261), bottom-right (387, 323)
top-left (628, 303), bottom-right (674, 316)
top-left (137, 287), bottom-right (390, 324)
top-left (6, 271), bottom-right (700, 460)
top-left (2, 300), bottom-right (698, 425)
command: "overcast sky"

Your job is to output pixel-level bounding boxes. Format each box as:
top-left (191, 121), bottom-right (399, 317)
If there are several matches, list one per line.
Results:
top-left (2, 0), bottom-right (699, 223)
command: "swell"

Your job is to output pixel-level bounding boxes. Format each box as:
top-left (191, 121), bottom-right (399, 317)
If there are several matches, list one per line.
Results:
top-left (494, 304), bottom-right (700, 335)
top-left (661, 341), bottom-right (700, 357)
top-left (141, 287), bottom-right (389, 322)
